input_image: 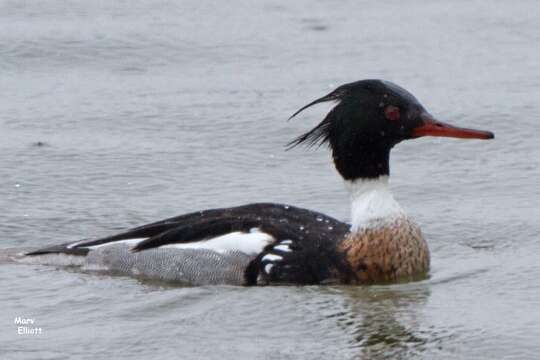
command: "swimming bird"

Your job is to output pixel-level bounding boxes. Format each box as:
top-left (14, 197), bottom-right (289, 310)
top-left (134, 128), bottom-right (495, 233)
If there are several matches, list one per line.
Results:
top-left (26, 80), bottom-right (494, 285)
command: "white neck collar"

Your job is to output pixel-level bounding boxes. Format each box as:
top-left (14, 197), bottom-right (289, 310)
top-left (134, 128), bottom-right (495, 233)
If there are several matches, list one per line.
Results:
top-left (346, 176), bottom-right (404, 231)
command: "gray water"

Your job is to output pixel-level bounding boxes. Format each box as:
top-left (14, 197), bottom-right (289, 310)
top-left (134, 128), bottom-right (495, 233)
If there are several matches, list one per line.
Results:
top-left (1, 0), bottom-right (540, 359)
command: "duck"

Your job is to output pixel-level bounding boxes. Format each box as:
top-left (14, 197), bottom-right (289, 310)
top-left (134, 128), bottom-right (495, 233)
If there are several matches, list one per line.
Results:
top-left (26, 79), bottom-right (494, 285)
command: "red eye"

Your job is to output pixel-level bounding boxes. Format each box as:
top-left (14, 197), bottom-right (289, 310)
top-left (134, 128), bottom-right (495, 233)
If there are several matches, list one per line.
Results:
top-left (384, 105), bottom-right (400, 121)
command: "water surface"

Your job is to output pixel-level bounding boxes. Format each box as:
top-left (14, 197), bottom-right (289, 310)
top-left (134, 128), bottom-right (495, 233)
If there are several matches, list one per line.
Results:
top-left (1, 0), bottom-right (540, 359)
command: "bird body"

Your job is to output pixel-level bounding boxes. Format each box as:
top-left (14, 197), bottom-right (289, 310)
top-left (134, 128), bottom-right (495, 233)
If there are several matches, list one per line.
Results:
top-left (25, 80), bottom-right (493, 286)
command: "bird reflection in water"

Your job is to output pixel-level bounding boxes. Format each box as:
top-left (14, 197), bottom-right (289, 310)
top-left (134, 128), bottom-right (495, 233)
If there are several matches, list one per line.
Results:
top-left (320, 282), bottom-right (449, 359)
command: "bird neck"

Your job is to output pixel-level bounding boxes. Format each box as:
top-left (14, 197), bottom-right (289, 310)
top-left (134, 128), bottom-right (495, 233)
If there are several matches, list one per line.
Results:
top-left (346, 176), bottom-right (404, 231)
top-left (332, 142), bottom-right (392, 180)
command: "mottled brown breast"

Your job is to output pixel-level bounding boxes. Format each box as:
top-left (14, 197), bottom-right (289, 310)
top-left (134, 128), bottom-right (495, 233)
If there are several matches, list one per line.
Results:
top-left (337, 217), bottom-right (430, 284)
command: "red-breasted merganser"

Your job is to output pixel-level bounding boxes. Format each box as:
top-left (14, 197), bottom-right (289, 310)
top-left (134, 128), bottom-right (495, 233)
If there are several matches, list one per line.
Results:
top-left (26, 80), bottom-right (494, 285)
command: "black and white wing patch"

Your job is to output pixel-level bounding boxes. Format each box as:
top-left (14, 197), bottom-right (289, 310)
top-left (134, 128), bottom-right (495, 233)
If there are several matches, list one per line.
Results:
top-left (26, 218), bottom-right (275, 257)
top-left (247, 235), bottom-right (345, 285)
top-left (259, 239), bottom-right (299, 278)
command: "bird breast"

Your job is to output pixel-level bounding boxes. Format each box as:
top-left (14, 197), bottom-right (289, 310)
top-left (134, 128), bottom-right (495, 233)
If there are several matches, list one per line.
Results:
top-left (337, 216), bottom-right (430, 284)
